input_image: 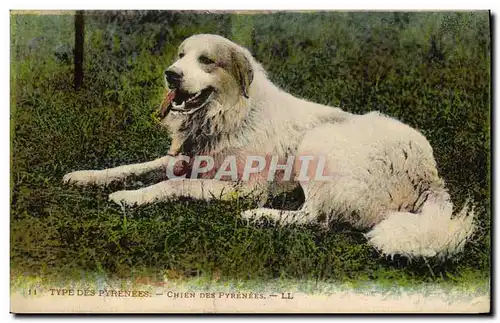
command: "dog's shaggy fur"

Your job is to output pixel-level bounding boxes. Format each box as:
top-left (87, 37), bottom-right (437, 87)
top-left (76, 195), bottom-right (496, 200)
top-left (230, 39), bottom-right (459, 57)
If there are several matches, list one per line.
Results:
top-left (63, 34), bottom-right (475, 259)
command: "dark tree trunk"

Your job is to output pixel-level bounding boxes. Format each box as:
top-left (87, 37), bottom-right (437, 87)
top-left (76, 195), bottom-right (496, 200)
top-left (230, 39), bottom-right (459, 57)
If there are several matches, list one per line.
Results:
top-left (74, 10), bottom-right (85, 90)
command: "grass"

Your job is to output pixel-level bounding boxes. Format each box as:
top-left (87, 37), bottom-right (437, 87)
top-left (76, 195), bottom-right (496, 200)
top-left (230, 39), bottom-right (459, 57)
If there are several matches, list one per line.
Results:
top-left (10, 11), bottom-right (491, 288)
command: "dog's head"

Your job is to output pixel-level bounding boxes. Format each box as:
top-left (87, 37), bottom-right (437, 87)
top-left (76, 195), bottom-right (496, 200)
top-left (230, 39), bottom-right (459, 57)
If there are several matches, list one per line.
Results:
top-left (160, 34), bottom-right (254, 117)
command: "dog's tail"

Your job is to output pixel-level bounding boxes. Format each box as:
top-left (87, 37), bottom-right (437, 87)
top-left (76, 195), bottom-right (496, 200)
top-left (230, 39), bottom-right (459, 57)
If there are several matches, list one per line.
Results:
top-left (365, 189), bottom-right (476, 259)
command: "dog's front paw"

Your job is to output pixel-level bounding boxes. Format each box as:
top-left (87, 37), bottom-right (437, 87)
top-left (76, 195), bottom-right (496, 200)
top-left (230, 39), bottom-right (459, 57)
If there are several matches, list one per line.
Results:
top-left (109, 190), bottom-right (137, 207)
top-left (63, 170), bottom-right (100, 186)
top-left (109, 190), bottom-right (153, 207)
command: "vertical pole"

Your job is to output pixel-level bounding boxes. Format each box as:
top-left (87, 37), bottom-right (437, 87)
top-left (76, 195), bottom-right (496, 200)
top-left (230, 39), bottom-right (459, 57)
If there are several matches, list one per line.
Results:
top-left (74, 10), bottom-right (85, 90)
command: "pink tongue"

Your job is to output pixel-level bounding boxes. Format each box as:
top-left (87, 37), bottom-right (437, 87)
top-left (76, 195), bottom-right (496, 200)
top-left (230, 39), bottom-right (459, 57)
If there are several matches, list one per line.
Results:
top-left (159, 89), bottom-right (177, 118)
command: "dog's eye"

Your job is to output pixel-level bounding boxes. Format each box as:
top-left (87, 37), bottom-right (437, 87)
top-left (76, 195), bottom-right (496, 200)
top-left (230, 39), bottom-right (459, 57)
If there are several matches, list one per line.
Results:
top-left (178, 53), bottom-right (185, 59)
top-left (198, 55), bottom-right (215, 65)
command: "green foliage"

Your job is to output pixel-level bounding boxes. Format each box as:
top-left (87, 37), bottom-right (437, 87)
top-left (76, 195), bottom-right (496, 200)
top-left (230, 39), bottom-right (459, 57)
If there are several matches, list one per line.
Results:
top-left (10, 11), bottom-right (490, 285)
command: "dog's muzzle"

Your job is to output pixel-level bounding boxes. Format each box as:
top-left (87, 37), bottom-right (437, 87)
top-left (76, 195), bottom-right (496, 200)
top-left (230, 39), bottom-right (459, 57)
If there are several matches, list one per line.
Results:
top-left (165, 70), bottom-right (182, 89)
top-left (157, 87), bottom-right (215, 118)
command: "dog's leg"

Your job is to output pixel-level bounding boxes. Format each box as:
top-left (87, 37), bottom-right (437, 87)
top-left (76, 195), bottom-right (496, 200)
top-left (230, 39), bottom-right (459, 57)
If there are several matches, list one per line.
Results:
top-left (62, 155), bottom-right (172, 186)
top-left (167, 135), bottom-right (183, 156)
top-left (108, 179), bottom-right (264, 207)
top-left (241, 181), bottom-right (323, 226)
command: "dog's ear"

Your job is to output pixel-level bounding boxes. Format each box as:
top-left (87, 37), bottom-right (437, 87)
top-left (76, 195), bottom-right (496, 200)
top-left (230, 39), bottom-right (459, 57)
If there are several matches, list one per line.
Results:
top-left (231, 49), bottom-right (254, 98)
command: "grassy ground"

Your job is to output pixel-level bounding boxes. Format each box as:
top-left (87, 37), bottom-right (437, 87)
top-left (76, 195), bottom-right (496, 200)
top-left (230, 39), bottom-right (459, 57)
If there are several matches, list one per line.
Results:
top-left (11, 11), bottom-right (491, 287)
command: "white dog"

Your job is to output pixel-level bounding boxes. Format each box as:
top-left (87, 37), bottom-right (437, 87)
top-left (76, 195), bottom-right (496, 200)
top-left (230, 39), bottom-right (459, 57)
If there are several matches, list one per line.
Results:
top-left (63, 34), bottom-right (475, 259)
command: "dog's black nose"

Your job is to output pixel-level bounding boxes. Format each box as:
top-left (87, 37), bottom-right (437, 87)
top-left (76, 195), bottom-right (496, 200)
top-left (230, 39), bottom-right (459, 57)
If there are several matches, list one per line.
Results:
top-left (165, 70), bottom-right (182, 88)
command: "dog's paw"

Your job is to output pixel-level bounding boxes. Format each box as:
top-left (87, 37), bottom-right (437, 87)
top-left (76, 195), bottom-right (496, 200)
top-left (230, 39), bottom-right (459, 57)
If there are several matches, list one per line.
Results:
top-left (63, 170), bottom-right (100, 186)
top-left (109, 190), bottom-right (137, 207)
top-left (109, 190), bottom-right (153, 207)
top-left (240, 209), bottom-right (258, 222)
